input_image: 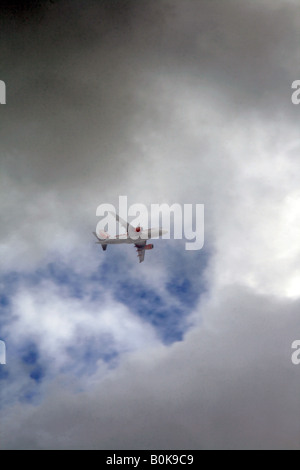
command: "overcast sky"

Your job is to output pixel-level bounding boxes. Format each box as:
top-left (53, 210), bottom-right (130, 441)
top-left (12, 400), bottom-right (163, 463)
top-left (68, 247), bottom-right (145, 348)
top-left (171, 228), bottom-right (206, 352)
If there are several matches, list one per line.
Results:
top-left (1, 0), bottom-right (300, 450)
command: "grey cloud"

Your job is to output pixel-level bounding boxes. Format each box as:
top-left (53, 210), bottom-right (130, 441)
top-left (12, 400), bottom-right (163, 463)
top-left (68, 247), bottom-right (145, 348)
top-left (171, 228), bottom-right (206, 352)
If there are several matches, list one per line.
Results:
top-left (1, 0), bottom-right (300, 450)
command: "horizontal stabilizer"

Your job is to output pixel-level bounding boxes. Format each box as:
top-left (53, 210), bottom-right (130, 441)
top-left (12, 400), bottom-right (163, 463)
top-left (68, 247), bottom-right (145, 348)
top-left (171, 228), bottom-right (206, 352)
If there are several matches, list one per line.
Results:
top-left (93, 231), bottom-right (110, 240)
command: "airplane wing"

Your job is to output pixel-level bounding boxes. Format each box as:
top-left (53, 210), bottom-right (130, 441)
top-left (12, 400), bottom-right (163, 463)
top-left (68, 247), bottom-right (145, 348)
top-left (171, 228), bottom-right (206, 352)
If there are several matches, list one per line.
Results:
top-left (93, 232), bottom-right (129, 244)
top-left (135, 242), bottom-right (146, 263)
top-left (109, 211), bottom-right (135, 233)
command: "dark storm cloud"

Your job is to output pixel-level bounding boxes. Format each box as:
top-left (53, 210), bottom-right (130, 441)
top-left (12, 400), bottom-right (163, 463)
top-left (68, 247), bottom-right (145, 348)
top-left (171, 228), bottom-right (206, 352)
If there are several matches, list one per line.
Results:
top-left (0, 1), bottom-right (297, 157)
top-left (0, 0), bottom-right (298, 244)
top-left (0, 0), bottom-right (56, 22)
top-left (0, 0), bottom-right (298, 191)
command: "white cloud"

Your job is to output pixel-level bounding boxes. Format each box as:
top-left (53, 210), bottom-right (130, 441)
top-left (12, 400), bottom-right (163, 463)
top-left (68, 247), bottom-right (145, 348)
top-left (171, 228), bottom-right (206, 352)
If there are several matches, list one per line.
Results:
top-left (4, 281), bottom-right (159, 371)
top-left (1, 286), bottom-right (300, 450)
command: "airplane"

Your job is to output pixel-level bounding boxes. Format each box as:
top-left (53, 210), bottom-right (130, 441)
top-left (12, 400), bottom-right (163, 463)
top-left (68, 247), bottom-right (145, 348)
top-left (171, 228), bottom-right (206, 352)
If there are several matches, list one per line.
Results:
top-left (93, 212), bottom-right (168, 263)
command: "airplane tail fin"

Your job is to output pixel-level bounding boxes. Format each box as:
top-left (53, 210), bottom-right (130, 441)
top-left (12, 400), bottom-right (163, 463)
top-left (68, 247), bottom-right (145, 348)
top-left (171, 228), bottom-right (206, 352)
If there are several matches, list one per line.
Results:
top-left (93, 232), bottom-right (109, 252)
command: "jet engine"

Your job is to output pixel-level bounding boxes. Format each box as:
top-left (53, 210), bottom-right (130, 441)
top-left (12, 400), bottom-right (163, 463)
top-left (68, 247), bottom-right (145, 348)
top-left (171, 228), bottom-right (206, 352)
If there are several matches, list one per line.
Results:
top-left (145, 244), bottom-right (154, 250)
